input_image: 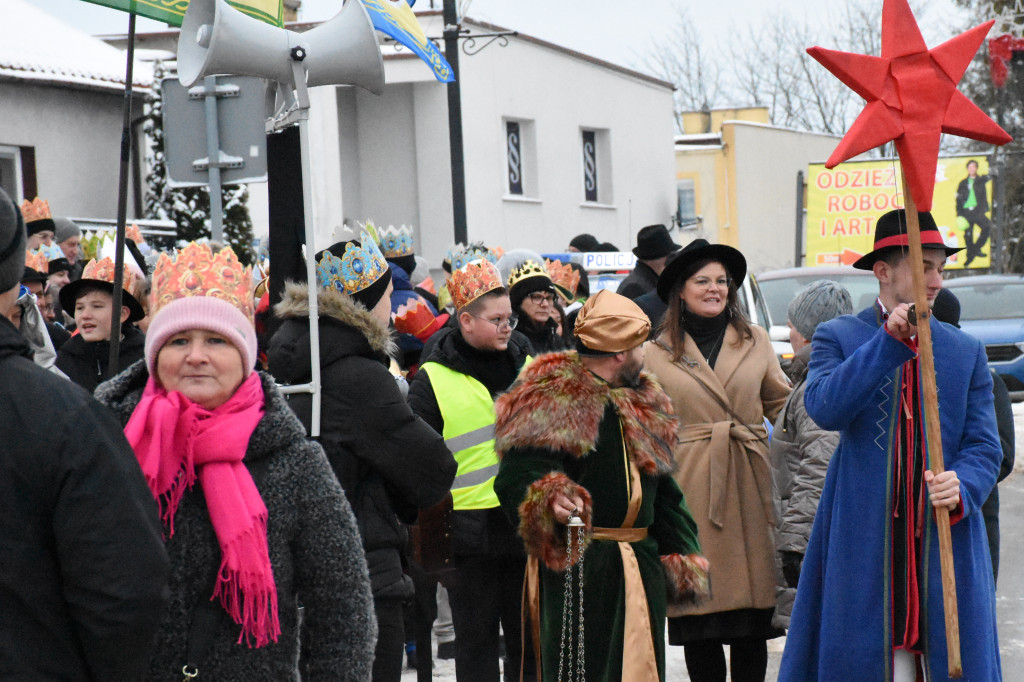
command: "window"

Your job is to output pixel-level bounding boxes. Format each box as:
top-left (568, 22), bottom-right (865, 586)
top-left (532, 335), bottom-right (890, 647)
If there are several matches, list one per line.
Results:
top-left (580, 128), bottom-right (612, 204)
top-left (0, 146), bottom-right (22, 202)
top-left (506, 121), bottom-right (523, 195)
top-left (676, 178), bottom-right (697, 229)
top-left (503, 118), bottom-right (538, 199)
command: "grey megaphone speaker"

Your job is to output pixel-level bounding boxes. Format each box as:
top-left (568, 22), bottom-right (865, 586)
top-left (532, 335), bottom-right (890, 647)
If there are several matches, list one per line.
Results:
top-left (178, 0), bottom-right (385, 95)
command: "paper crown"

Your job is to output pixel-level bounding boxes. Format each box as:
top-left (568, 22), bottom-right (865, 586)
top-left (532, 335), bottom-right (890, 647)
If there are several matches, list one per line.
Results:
top-left (507, 259), bottom-right (551, 290)
top-left (37, 243), bottom-right (64, 262)
top-left (449, 259), bottom-right (504, 311)
top-left (446, 242), bottom-right (497, 271)
top-left (376, 224), bottom-right (415, 258)
top-left (24, 249), bottom-right (49, 275)
top-left (150, 242), bottom-right (254, 323)
top-left (20, 197), bottom-right (51, 224)
top-left (316, 231), bottom-right (389, 296)
top-left (81, 257), bottom-right (139, 294)
top-left (546, 258), bottom-right (581, 301)
top-left (393, 299), bottom-right (448, 340)
top-left (125, 224), bottom-right (145, 244)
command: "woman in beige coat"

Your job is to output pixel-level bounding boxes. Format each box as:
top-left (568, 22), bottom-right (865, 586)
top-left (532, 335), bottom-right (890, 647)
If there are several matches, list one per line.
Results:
top-left (644, 239), bottom-right (790, 682)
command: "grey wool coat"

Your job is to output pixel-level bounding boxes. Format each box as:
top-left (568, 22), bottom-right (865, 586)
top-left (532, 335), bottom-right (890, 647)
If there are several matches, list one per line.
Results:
top-left (768, 345), bottom-right (838, 626)
top-left (96, 361), bottom-right (377, 682)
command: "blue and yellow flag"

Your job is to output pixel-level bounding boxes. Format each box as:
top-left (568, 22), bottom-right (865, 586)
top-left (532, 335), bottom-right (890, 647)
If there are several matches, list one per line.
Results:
top-left (80, 0), bottom-right (283, 28)
top-left (362, 0), bottom-right (454, 83)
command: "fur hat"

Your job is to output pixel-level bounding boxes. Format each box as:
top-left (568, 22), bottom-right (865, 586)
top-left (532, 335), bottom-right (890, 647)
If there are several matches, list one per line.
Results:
top-left (0, 188), bottom-right (26, 293)
top-left (787, 279), bottom-right (853, 342)
top-left (146, 242), bottom-right (256, 377)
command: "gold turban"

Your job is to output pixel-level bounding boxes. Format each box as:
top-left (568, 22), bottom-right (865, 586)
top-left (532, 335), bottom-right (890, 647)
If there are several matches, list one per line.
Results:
top-left (573, 289), bottom-right (650, 353)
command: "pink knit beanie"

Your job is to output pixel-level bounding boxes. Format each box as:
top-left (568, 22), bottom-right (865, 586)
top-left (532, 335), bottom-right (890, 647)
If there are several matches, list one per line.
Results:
top-left (145, 296), bottom-right (257, 377)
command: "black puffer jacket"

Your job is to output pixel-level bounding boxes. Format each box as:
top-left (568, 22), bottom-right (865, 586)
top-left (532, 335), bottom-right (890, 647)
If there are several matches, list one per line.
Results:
top-left (408, 325), bottom-right (532, 557)
top-left (95, 362), bottom-right (376, 681)
top-left (268, 282), bottom-right (456, 596)
top-left (56, 324), bottom-right (145, 391)
top-left (515, 314), bottom-right (566, 354)
top-left (0, 317), bottom-right (168, 680)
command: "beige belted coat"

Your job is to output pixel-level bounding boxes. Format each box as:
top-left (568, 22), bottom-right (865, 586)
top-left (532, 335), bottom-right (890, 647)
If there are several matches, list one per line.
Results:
top-left (644, 324), bottom-right (790, 617)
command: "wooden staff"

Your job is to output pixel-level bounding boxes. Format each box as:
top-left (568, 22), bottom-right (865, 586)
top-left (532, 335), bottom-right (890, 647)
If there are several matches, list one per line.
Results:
top-left (900, 171), bottom-right (962, 678)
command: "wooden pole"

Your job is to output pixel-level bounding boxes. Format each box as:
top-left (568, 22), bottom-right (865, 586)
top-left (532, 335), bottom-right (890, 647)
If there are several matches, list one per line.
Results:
top-left (899, 172), bottom-right (962, 678)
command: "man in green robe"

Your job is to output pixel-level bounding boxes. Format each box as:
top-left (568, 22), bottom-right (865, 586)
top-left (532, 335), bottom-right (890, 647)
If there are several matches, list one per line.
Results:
top-left (494, 290), bottom-right (709, 681)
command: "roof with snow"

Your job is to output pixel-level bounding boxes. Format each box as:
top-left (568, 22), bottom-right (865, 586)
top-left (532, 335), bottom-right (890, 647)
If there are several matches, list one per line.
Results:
top-left (0, 0), bottom-right (151, 92)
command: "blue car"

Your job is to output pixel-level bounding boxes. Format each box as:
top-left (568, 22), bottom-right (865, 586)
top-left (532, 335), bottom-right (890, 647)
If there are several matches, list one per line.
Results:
top-left (944, 274), bottom-right (1024, 398)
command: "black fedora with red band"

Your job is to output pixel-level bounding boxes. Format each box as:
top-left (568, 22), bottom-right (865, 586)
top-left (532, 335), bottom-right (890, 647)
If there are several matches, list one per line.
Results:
top-left (852, 209), bottom-right (963, 270)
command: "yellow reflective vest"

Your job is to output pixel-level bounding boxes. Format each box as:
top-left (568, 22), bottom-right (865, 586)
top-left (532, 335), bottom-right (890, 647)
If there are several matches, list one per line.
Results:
top-left (421, 359), bottom-right (529, 510)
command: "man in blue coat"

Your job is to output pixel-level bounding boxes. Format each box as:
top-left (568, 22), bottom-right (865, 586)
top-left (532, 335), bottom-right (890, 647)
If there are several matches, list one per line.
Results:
top-left (779, 209), bottom-right (1002, 682)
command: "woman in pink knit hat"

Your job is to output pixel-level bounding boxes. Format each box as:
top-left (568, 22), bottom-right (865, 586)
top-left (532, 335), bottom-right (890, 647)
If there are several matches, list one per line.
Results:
top-left (95, 242), bottom-right (376, 680)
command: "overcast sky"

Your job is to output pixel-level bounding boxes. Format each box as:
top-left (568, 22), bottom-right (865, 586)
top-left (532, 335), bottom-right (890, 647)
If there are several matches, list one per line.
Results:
top-left (35, 0), bottom-right (972, 74)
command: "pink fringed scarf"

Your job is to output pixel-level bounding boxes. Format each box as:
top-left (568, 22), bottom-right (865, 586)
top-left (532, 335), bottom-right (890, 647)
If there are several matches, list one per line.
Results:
top-left (124, 372), bottom-right (280, 647)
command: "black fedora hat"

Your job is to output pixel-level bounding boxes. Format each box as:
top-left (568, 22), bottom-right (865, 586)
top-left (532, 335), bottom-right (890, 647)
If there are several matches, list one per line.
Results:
top-left (852, 209), bottom-right (963, 270)
top-left (632, 224), bottom-right (680, 260)
top-left (657, 239), bottom-right (747, 303)
top-left (59, 268), bottom-right (145, 322)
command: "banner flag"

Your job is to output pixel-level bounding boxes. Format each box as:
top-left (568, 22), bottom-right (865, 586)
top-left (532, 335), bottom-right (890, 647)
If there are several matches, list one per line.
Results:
top-left (80, 0), bottom-right (283, 28)
top-left (362, 0), bottom-right (454, 82)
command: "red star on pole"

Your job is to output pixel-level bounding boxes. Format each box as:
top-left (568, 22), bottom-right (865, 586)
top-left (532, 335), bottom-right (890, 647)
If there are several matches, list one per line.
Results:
top-left (807, 0), bottom-right (1012, 211)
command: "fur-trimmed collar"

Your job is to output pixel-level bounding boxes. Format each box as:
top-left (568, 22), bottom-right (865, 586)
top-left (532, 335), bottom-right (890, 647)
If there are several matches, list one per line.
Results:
top-left (495, 352), bottom-right (676, 476)
top-left (274, 281), bottom-right (396, 358)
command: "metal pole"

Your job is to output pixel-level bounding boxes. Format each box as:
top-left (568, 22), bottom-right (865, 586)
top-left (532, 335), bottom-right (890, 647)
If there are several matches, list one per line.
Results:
top-left (107, 12), bottom-right (136, 379)
top-left (291, 57), bottom-right (322, 438)
top-left (203, 75), bottom-right (225, 243)
top-left (443, 0), bottom-right (467, 244)
top-left (794, 170), bottom-right (804, 267)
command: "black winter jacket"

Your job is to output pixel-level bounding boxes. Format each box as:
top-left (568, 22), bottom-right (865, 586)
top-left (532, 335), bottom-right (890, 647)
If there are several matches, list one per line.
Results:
top-left (408, 326), bottom-right (532, 557)
top-left (615, 260), bottom-right (659, 300)
top-left (56, 324), bottom-right (145, 391)
top-left (96, 362), bottom-right (377, 681)
top-left (268, 283), bottom-right (456, 596)
top-left (0, 317), bottom-right (168, 680)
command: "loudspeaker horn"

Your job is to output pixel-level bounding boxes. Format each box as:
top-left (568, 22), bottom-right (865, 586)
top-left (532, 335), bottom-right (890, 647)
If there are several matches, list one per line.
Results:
top-left (178, 0), bottom-right (385, 95)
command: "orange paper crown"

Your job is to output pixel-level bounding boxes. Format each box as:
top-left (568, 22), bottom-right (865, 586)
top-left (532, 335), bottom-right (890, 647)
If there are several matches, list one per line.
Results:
top-left (20, 197), bottom-right (51, 223)
top-left (449, 259), bottom-right (504, 311)
top-left (24, 250), bottom-right (49, 275)
top-left (150, 242), bottom-right (253, 323)
top-left (546, 258), bottom-right (581, 301)
top-left (393, 299), bottom-right (448, 340)
top-left (125, 224), bottom-right (145, 245)
top-left (81, 257), bottom-right (137, 294)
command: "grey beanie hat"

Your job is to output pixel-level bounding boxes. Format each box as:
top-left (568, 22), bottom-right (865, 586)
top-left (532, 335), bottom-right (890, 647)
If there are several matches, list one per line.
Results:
top-left (54, 217), bottom-right (82, 244)
top-left (787, 279), bottom-right (853, 342)
top-left (0, 187), bottom-right (26, 294)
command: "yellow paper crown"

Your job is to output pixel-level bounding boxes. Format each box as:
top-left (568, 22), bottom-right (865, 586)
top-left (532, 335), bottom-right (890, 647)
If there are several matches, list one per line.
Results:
top-left (150, 242), bottom-right (254, 323)
top-left (81, 257), bottom-right (138, 294)
top-left (24, 250), bottom-right (49, 275)
top-left (507, 259), bottom-right (550, 290)
top-left (20, 197), bottom-right (51, 224)
top-left (449, 259), bottom-right (504, 311)
top-left (546, 259), bottom-right (581, 301)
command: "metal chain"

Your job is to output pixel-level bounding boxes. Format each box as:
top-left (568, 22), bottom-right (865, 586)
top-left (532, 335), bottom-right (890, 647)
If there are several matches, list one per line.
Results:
top-left (575, 516), bottom-right (585, 682)
top-left (558, 510), bottom-right (586, 682)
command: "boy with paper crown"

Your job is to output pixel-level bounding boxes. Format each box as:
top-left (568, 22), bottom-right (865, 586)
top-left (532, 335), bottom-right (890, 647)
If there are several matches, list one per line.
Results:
top-left (55, 256), bottom-right (145, 391)
top-left (408, 258), bottom-right (536, 681)
top-left (268, 233), bottom-right (456, 681)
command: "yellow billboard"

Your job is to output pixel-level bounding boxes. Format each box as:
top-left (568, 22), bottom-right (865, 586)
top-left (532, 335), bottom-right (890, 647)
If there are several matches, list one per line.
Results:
top-left (806, 155), bottom-right (992, 270)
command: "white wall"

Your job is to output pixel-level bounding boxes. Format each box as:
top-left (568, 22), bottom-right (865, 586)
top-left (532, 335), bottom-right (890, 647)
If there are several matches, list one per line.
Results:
top-left (731, 123), bottom-right (840, 273)
top-left (0, 81), bottom-right (140, 219)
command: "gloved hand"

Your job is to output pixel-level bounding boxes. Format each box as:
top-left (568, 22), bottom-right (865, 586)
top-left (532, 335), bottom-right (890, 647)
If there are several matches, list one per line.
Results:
top-left (780, 551), bottom-right (803, 589)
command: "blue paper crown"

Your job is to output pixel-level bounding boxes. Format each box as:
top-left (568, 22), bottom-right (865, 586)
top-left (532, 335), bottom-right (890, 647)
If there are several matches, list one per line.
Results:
top-left (377, 224), bottom-right (415, 258)
top-left (316, 230), bottom-right (389, 296)
top-left (448, 243), bottom-right (497, 271)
